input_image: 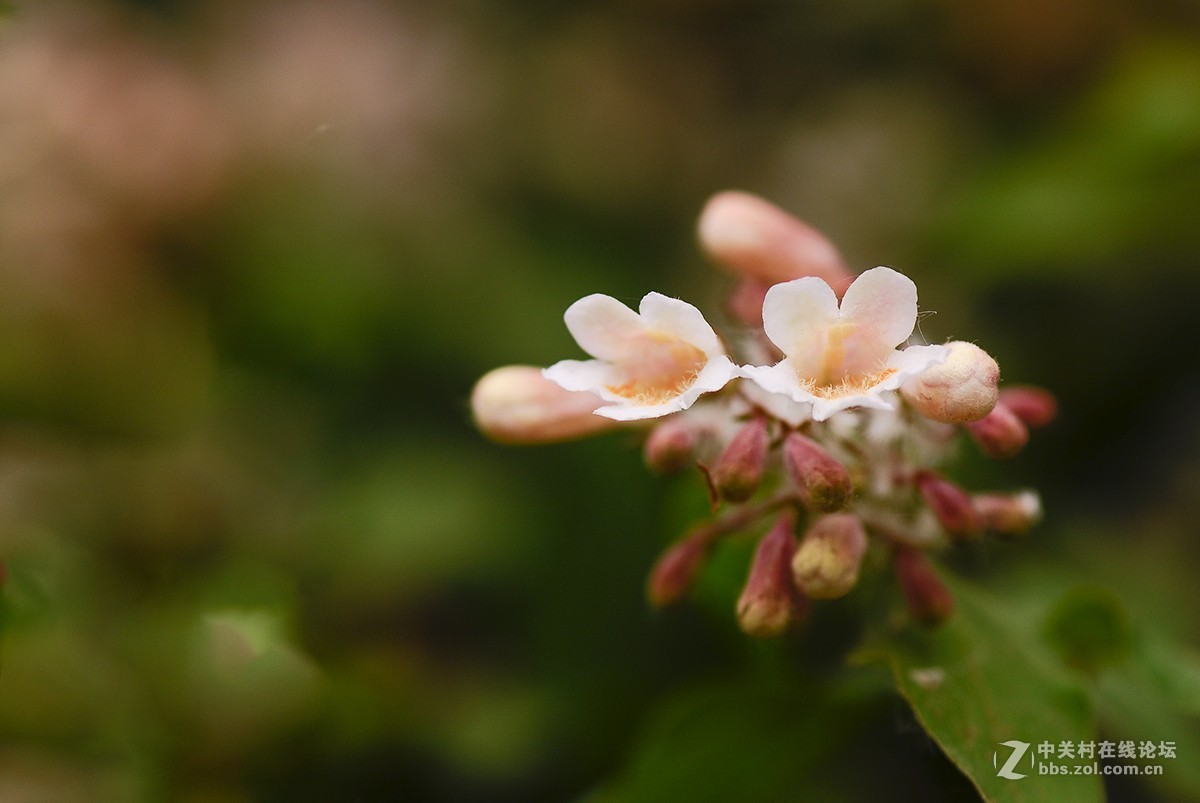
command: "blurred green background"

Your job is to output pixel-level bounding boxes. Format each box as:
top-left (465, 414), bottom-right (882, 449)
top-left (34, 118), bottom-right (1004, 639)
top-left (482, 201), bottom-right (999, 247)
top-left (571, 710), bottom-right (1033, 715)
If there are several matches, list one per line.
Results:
top-left (1, 1), bottom-right (1199, 800)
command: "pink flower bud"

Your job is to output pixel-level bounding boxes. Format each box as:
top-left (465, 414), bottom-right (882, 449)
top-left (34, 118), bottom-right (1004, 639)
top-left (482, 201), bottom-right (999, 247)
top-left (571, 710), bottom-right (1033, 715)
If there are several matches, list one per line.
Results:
top-left (900, 341), bottom-right (999, 423)
top-left (783, 432), bottom-right (852, 512)
top-left (916, 471), bottom-right (982, 541)
top-left (973, 491), bottom-right (1042, 537)
top-left (644, 420), bottom-right (698, 474)
top-left (737, 513), bottom-right (804, 637)
top-left (471, 365), bottom-right (620, 444)
top-left (965, 402), bottom-right (1029, 459)
top-left (697, 191), bottom-right (854, 294)
top-left (998, 385), bottom-right (1057, 428)
top-left (894, 549), bottom-right (954, 625)
top-left (647, 529), bottom-right (712, 607)
top-left (712, 417), bottom-right (770, 503)
top-left (792, 513), bottom-right (868, 599)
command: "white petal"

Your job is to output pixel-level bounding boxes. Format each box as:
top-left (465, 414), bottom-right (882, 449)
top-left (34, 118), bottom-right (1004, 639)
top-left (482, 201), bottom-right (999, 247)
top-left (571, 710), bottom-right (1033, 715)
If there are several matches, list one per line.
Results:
top-left (811, 391), bottom-right (895, 422)
top-left (760, 277), bottom-right (840, 356)
top-left (562, 294), bottom-right (645, 361)
top-left (838, 267), bottom-right (917, 348)
top-left (594, 398), bottom-right (685, 421)
top-left (739, 361), bottom-right (809, 403)
top-left (882, 344), bottom-right (950, 387)
top-left (740, 378), bottom-right (812, 425)
top-left (638, 292), bottom-right (723, 355)
top-left (543, 359), bottom-right (616, 395)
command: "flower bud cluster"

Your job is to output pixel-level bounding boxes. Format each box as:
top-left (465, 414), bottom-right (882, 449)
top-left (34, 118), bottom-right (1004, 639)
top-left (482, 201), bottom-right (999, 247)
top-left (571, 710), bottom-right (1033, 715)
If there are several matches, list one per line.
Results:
top-left (473, 192), bottom-right (1053, 634)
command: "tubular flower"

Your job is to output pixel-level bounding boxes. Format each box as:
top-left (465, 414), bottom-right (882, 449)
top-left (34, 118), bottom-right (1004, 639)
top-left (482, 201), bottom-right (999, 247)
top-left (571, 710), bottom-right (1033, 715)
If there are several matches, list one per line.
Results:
top-left (740, 267), bottom-right (948, 421)
top-left (543, 292), bottom-right (738, 421)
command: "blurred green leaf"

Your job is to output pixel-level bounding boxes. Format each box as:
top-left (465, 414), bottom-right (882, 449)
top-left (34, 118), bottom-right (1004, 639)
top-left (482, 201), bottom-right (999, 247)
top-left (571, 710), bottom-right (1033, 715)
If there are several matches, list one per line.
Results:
top-left (856, 577), bottom-right (1101, 803)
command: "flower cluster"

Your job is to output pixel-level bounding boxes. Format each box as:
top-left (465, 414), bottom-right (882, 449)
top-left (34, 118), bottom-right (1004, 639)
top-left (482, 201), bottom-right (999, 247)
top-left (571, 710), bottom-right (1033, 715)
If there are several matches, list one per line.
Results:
top-left (472, 192), bottom-right (1055, 636)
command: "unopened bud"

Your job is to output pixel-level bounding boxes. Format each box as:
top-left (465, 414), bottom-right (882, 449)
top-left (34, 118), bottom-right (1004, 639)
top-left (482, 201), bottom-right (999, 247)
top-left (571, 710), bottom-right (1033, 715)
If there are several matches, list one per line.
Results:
top-left (973, 491), bottom-right (1042, 537)
top-left (697, 191), bottom-right (854, 294)
top-left (966, 402), bottom-right (1029, 459)
top-left (644, 420), bottom-right (698, 474)
top-left (916, 471), bottom-right (982, 541)
top-left (713, 418), bottom-right (770, 503)
top-left (792, 513), bottom-right (868, 599)
top-left (783, 433), bottom-right (852, 512)
top-left (737, 513), bottom-right (803, 637)
top-left (647, 529), bottom-right (712, 607)
top-left (900, 341), bottom-right (999, 423)
top-left (998, 385), bottom-right (1057, 429)
top-left (472, 366), bottom-right (619, 444)
top-left (894, 549), bottom-right (954, 625)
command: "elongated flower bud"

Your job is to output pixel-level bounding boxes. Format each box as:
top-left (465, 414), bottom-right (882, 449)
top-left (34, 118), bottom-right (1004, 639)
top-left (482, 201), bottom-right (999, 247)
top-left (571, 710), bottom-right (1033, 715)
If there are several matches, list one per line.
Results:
top-left (737, 514), bottom-right (803, 637)
top-left (916, 471), bottom-right (982, 541)
top-left (973, 491), bottom-right (1042, 537)
top-left (783, 432), bottom-right (851, 512)
top-left (713, 418), bottom-right (770, 503)
top-left (697, 191), bottom-right (854, 294)
top-left (900, 341), bottom-right (999, 423)
top-left (894, 549), bottom-right (954, 625)
top-left (966, 402), bottom-right (1029, 459)
top-left (644, 420), bottom-right (698, 474)
top-left (472, 366), bottom-right (619, 444)
top-left (792, 513), bottom-right (867, 599)
top-left (647, 529), bottom-right (712, 607)
top-left (998, 385), bottom-right (1057, 428)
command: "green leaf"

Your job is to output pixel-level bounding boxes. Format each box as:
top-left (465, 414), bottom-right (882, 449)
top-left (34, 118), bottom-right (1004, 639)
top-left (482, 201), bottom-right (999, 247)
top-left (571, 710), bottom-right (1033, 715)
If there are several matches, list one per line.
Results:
top-left (595, 674), bottom-right (881, 803)
top-left (855, 577), bottom-right (1102, 803)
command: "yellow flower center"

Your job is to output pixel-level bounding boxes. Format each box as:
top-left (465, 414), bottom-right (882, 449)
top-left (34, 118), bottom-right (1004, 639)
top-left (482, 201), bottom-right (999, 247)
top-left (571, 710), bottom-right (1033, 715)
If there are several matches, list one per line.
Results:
top-left (606, 332), bottom-right (707, 405)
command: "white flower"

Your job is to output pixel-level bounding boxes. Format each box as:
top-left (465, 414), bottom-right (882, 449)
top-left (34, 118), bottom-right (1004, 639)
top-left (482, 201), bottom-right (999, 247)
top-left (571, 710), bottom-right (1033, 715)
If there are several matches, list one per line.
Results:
top-left (543, 292), bottom-right (738, 421)
top-left (740, 267), bottom-right (947, 422)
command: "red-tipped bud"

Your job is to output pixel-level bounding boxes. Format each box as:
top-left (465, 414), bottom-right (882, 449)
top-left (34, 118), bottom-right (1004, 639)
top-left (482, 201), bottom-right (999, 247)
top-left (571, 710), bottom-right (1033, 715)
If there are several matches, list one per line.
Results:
top-left (644, 420), bottom-right (698, 474)
top-left (783, 432), bottom-right (852, 512)
top-left (713, 418), bottom-right (770, 503)
top-left (966, 402), bottom-right (1029, 459)
top-left (973, 491), bottom-right (1042, 537)
top-left (471, 366), bottom-right (620, 444)
top-left (894, 549), bottom-right (954, 625)
top-left (900, 341), bottom-right (999, 423)
top-left (697, 191), bottom-right (854, 294)
top-left (647, 529), bottom-right (712, 607)
top-left (998, 385), bottom-right (1057, 429)
top-left (727, 280), bottom-right (769, 328)
top-left (916, 471), bottom-right (982, 541)
top-left (792, 513), bottom-right (868, 599)
top-left (737, 513), bottom-right (804, 637)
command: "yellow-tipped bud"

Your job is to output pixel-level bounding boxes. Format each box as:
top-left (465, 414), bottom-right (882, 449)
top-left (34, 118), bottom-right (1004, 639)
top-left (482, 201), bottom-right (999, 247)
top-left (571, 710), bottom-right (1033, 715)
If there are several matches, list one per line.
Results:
top-left (901, 341), bottom-right (999, 424)
top-left (792, 513), bottom-right (867, 599)
top-left (737, 514), bottom-right (803, 638)
top-left (712, 417), bottom-right (770, 503)
top-left (973, 491), bottom-right (1042, 537)
top-left (783, 432), bottom-right (852, 512)
top-left (471, 365), bottom-right (619, 444)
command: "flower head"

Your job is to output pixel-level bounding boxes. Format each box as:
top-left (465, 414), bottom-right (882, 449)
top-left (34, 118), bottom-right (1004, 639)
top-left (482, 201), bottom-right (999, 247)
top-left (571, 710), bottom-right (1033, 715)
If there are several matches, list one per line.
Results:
top-left (543, 292), bottom-right (738, 421)
top-left (740, 267), bottom-right (947, 421)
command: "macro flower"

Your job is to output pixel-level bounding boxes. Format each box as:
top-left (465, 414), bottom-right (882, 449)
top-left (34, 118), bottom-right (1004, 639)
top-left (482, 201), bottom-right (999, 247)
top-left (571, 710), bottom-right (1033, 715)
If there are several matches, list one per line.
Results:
top-left (543, 292), bottom-right (738, 421)
top-left (740, 267), bottom-right (947, 421)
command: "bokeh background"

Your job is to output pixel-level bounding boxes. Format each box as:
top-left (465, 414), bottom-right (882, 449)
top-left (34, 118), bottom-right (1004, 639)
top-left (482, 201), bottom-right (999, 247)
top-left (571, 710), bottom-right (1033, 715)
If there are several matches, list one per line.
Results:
top-left (1, 1), bottom-right (1199, 800)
